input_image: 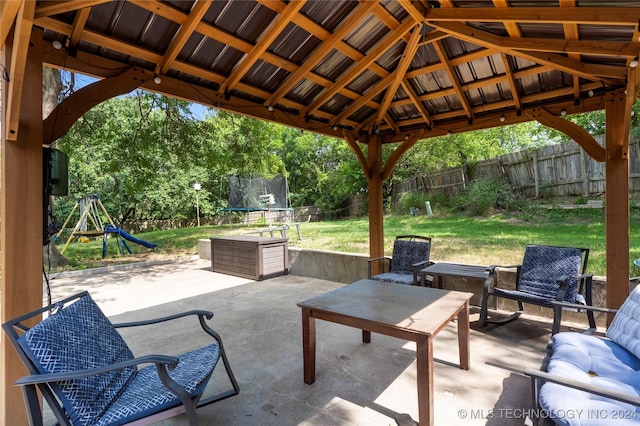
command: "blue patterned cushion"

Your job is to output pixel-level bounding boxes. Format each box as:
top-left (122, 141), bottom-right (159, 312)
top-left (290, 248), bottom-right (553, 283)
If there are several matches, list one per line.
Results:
top-left (95, 343), bottom-right (220, 426)
top-left (389, 239), bottom-right (430, 274)
top-left (518, 245), bottom-right (582, 303)
top-left (17, 295), bottom-right (136, 426)
top-left (371, 272), bottom-right (415, 285)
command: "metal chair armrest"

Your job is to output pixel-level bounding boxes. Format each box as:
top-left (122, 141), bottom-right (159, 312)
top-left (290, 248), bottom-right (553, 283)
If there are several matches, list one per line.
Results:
top-left (551, 300), bottom-right (618, 315)
top-left (524, 368), bottom-right (640, 406)
top-left (14, 354), bottom-right (180, 386)
top-left (493, 264), bottom-right (520, 270)
top-left (113, 310), bottom-right (214, 328)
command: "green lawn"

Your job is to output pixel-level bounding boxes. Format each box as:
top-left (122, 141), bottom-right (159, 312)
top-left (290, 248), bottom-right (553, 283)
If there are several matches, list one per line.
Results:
top-left (56, 207), bottom-right (640, 277)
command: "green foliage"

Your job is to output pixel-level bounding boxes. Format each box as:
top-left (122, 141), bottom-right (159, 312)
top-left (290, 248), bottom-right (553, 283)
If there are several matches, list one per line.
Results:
top-left (395, 192), bottom-right (431, 215)
top-left (277, 127), bottom-right (367, 217)
top-left (391, 122), bottom-right (545, 184)
top-left (574, 196), bottom-right (588, 205)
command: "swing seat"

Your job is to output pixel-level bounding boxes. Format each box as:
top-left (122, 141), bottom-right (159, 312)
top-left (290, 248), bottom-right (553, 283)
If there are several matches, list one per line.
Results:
top-left (73, 230), bottom-right (105, 237)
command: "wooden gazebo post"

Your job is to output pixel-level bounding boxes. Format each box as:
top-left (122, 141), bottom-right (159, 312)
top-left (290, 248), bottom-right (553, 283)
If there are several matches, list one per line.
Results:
top-left (366, 134), bottom-right (385, 266)
top-left (1, 29), bottom-right (44, 425)
top-left (605, 89), bottom-right (633, 314)
top-left (344, 132), bottom-right (422, 269)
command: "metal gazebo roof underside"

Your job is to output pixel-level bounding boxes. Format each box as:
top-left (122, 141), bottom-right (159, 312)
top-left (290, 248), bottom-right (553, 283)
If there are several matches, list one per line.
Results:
top-left (4, 0), bottom-right (640, 144)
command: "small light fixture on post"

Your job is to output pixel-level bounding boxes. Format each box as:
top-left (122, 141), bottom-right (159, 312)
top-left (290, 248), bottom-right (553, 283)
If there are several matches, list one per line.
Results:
top-left (193, 182), bottom-right (201, 227)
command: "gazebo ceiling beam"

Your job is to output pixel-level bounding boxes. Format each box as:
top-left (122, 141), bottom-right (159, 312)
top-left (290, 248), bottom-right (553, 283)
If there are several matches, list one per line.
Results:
top-left (218, 0), bottom-right (306, 95)
top-left (0, 1), bottom-right (22, 47)
top-left (375, 25), bottom-right (422, 129)
top-left (428, 21), bottom-right (626, 84)
top-left (423, 7), bottom-right (640, 26)
top-left (5, 0), bottom-right (35, 141)
top-left (156, 0), bottom-right (211, 76)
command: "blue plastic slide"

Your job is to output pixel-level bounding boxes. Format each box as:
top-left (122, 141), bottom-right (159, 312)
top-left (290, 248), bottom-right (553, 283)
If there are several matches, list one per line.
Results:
top-left (104, 225), bottom-right (158, 249)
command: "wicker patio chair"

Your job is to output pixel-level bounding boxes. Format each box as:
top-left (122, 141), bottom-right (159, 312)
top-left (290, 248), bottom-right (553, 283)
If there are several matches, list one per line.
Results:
top-left (480, 244), bottom-right (595, 334)
top-left (367, 235), bottom-right (433, 286)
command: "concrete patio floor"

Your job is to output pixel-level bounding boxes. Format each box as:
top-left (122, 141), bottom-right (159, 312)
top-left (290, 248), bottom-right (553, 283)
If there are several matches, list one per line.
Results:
top-left (42, 256), bottom-right (562, 426)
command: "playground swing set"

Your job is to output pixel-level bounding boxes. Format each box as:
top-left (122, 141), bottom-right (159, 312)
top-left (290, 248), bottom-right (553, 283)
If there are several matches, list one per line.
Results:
top-left (55, 194), bottom-right (157, 258)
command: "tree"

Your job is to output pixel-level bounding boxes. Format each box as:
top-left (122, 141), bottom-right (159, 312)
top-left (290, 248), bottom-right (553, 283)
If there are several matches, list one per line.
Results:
top-left (43, 66), bottom-right (68, 268)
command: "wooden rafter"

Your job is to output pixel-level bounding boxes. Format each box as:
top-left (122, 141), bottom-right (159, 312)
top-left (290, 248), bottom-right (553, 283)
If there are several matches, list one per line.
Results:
top-left (68, 6), bottom-right (90, 50)
top-left (433, 40), bottom-right (472, 120)
top-left (5, 0), bottom-right (35, 141)
top-left (22, 0), bottom-right (639, 143)
top-left (424, 7), bottom-right (640, 26)
top-left (397, 0), bottom-right (424, 24)
top-left (259, 0), bottom-right (392, 80)
top-left (492, 0), bottom-right (522, 37)
top-left (304, 19), bottom-right (415, 117)
top-left (401, 79), bottom-right (432, 128)
top-left (331, 71), bottom-right (398, 127)
top-left (0, 0), bottom-right (22, 48)
top-left (500, 53), bottom-right (522, 112)
top-left (498, 38), bottom-right (640, 58)
top-left (156, 1), bottom-right (211, 75)
top-left (493, 0), bottom-right (524, 118)
top-left (129, 1), bottom-right (385, 112)
top-left (36, 16), bottom-right (163, 63)
top-left (265, 1), bottom-right (378, 107)
top-left (219, 0), bottom-right (306, 95)
top-left (375, 25), bottom-right (421, 129)
top-left (428, 21), bottom-right (626, 84)
top-left (34, 0), bottom-right (108, 19)
top-left (560, 0), bottom-right (582, 102)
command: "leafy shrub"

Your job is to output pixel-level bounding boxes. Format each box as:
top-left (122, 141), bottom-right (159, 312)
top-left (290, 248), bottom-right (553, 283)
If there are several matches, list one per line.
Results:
top-left (467, 177), bottom-right (524, 216)
top-left (574, 196), bottom-right (587, 205)
top-left (395, 192), bottom-right (431, 215)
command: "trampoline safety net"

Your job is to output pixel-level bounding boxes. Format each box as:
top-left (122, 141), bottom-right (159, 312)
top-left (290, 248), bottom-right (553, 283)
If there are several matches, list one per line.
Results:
top-left (227, 174), bottom-right (288, 210)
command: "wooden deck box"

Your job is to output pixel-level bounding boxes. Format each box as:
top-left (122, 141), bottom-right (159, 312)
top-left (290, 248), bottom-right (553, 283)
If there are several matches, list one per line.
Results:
top-left (211, 236), bottom-right (289, 280)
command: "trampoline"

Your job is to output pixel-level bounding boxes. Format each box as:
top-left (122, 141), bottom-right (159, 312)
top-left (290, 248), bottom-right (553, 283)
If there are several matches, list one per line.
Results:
top-left (219, 175), bottom-right (293, 225)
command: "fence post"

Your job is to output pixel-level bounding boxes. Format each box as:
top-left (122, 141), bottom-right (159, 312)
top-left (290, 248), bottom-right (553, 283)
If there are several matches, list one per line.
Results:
top-left (580, 149), bottom-right (589, 196)
top-left (532, 151), bottom-right (540, 198)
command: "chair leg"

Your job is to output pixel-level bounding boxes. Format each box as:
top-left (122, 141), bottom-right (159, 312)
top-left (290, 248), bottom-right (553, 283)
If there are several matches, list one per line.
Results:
top-left (22, 385), bottom-right (44, 426)
top-left (480, 292), bottom-right (490, 325)
top-left (484, 311), bottom-right (522, 325)
top-left (482, 296), bottom-right (522, 325)
top-left (198, 343), bottom-right (240, 407)
top-left (156, 365), bottom-right (199, 426)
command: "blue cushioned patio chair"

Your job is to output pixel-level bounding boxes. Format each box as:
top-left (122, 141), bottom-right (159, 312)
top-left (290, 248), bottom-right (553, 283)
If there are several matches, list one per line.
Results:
top-left (525, 286), bottom-right (640, 425)
top-left (367, 235), bottom-right (433, 286)
top-left (2, 291), bottom-right (239, 426)
top-left (480, 244), bottom-right (595, 334)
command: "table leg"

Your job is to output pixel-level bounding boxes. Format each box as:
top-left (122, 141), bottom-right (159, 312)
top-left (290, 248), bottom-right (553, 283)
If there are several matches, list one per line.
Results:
top-left (302, 308), bottom-right (316, 384)
top-left (416, 335), bottom-right (434, 426)
top-left (362, 330), bottom-right (371, 343)
top-left (457, 300), bottom-right (470, 370)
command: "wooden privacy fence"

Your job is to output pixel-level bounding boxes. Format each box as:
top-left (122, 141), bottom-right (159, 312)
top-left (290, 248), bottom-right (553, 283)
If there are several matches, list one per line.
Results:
top-left (392, 134), bottom-right (640, 201)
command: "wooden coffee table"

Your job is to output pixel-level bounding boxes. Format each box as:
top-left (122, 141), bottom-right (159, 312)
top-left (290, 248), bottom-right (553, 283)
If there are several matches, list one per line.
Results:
top-left (420, 262), bottom-right (494, 289)
top-left (297, 279), bottom-right (473, 426)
